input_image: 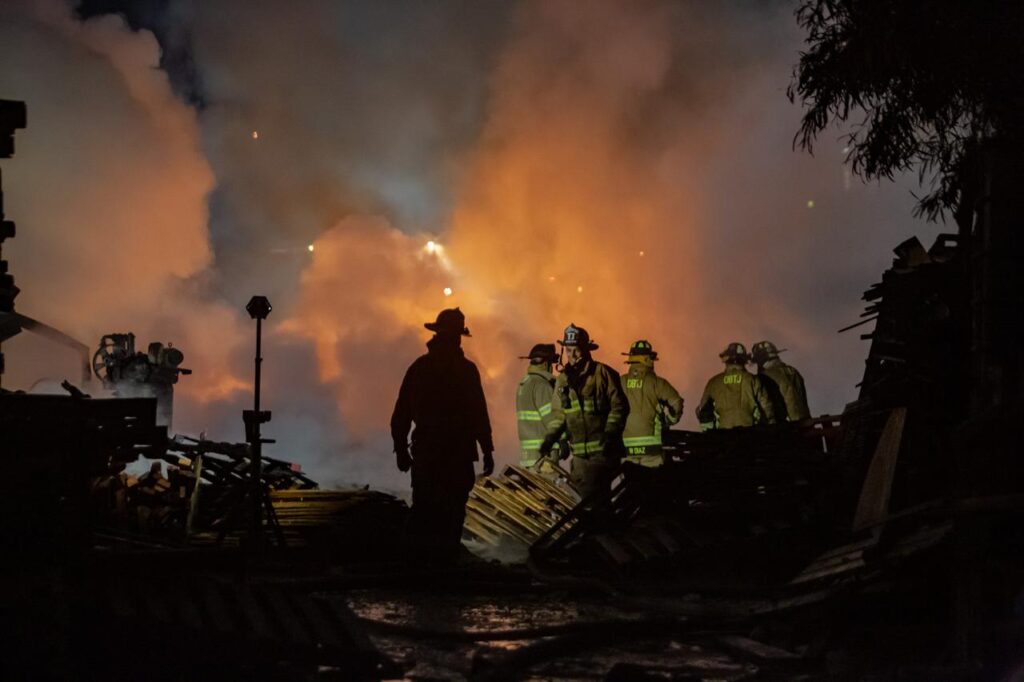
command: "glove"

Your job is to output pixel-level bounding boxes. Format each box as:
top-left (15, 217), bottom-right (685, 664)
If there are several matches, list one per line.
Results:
top-left (604, 432), bottom-right (625, 457)
top-left (482, 451), bottom-right (495, 477)
top-left (535, 456), bottom-right (556, 474)
top-left (538, 439), bottom-right (554, 457)
top-left (395, 448), bottom-right (412, 472)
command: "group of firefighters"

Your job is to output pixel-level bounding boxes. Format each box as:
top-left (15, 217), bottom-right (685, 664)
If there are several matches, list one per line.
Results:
top-left (514, 324), bottom-right (810, 495)
top-left (390, 307), bottom-right (811, 563)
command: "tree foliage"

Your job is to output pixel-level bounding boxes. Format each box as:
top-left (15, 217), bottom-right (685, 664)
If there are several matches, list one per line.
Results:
top-left (789, 0), bottom-right (1024, 220)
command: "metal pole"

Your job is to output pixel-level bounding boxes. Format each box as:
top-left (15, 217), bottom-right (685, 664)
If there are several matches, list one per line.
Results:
top-left (250, 315), bottom-right (263, 543)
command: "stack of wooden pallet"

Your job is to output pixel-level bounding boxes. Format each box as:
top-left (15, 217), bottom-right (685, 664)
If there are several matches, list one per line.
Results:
top-left (267, 488), bottom-right (408, 553)
top-left (463, 465), bottom-right (579, 547)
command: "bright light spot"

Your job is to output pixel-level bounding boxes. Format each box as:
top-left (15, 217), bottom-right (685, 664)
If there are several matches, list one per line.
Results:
top-left (577, 285), bottom-right (584, 293)
top-left (842, 146), bottom-right (850, 154)
top-left (252, 131), bottom-right (259, 140)
top-left (639, 250), bottom-right (645, 257)
top-left (806, 200), bottom-right (815, 208)
top-left (307, 244), bottom-right (315, 253)
top-left (548, 275), bottom-right (556, 282)
top-left (443, 287), bottom-right (453, 297)
top-left (420, 239), bottom-right (453, 272)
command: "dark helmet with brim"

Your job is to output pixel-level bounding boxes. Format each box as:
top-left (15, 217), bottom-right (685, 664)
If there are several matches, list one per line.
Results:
top-left (719, 341), bottom-right (749, 363)
top-left (751, 340), bottom-right (785, 364)
top-left (425, 307), bottom-right (471, 336)
top-left (558, 323), bottom-right (598, 351)
top-left (519, 343), bottom-right (558, 363)
top-left (622, 339), bottom-right (658, 362)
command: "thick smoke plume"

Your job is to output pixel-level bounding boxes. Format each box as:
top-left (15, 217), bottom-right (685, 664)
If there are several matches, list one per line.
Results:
top-left (1, 1), bottom-right (932, 488)
top-left (281, 1), bottom-right (929, 481)
top-left (0, 0), bottom-right (249, 421)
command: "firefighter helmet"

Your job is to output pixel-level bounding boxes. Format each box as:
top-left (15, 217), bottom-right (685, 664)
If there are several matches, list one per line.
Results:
top-left (519, 343), bottom-right (558, 363)
top-left (622, 339), bottom-right (658, 362)
top-left (751, 340), bottom-right (785, 365)
top-left (425, 307), bottom-right (470, 336)
top-left (559, 323), bottom-right (598, 350)
top-left (719, 342), bottom-right (749, 363)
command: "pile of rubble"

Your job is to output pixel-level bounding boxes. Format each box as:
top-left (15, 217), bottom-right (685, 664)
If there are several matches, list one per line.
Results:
top-left (90, 462), bottom-right (197, 536)
top-left (87, 436), bottom-right (411, 555)
top-left (88, 435), bottom-right (317, 541)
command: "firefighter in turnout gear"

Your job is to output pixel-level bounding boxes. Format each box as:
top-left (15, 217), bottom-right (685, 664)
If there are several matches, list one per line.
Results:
top-left (391, 308), bottom-right (494, 564)
top-left (516, 343), bottom-right (561, 470)
top-left (620, 340), bottom-right (683, 467)
top-left (695, 342), bottom-right (776, 430)
top-left (539, 324), bottom-right (628, 499)
top-left (751, 340), bottom-right (810, 421)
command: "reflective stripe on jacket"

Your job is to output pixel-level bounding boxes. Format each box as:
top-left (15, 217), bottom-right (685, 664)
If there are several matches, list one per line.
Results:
top-left (695, 364), bottom-right (775, 430)
top-left (516, 366), bottom-right (557, 466)
top-left (542, 360), bottom-right (628, 459)
top-left (621, 363), bottom-right (683, 458)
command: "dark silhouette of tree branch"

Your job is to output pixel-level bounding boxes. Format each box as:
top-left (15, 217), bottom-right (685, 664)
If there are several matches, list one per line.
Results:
top-left (789, 0), bottom-right (1024, 220)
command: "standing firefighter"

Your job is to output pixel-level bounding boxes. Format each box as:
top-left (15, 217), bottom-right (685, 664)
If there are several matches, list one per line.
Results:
top-left (695, 342), bottom-right (775, 430)
top-left (620, 340), bottom-right (683, 467)
top-left (515, 343), bottom-right (560, 471)
top-left (391, 308), bottom-right (494, 564)
top-left (751, 340), bottom-right (810, 421)
top-left (539, 324), bottom-right (628, 499)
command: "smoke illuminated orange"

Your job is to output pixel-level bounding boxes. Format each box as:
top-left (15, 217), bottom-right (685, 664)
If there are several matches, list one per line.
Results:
top-left (280, 2), bottom-right (714, 462)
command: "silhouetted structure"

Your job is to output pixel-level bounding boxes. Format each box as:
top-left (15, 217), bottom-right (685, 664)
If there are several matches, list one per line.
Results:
top-left (391, 307), bottom-right (494, 564)
top-left (793, 4), bottom-right (1024, 663)
top-left (0, 101), bottom-right (93, 389)
top-left (0, 99), bottom-right (26, 382)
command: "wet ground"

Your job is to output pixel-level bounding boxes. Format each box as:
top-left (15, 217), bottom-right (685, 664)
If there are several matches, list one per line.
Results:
top-left (334, 588), bottom-right (766, 681)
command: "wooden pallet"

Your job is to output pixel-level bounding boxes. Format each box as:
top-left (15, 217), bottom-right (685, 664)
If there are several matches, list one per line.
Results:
top-left (464, 465), bottom-right (580, 547)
